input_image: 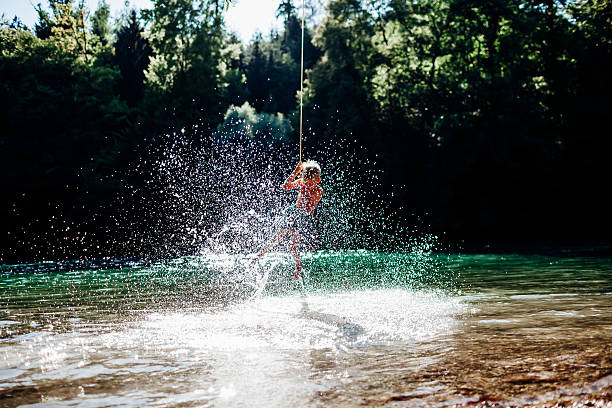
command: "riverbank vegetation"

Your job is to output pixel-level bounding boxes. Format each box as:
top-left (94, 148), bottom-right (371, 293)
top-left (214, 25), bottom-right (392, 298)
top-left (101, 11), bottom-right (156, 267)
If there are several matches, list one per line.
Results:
top-left (1, 0), bottom-right (610, 260)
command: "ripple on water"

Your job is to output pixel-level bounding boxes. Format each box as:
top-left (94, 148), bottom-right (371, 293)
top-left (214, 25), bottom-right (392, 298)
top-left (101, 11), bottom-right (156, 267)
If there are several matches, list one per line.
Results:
top-left (1, 253), bottom-right (611, 407)
top-left (0, 287), bottom-right (467, 406)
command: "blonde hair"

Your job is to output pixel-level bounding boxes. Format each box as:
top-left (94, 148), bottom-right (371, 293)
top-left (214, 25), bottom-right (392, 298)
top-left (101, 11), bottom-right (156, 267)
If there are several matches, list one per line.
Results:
top-left (302, 160), bottom-right (321, 180)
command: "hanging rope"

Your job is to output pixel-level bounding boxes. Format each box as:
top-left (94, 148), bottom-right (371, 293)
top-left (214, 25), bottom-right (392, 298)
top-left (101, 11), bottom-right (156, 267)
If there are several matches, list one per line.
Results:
top-left (299, 0), bottom-right (305, 163)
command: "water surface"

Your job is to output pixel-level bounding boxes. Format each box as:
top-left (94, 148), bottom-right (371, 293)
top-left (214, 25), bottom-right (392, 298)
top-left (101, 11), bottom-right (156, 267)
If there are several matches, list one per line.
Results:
top-left (1, 252), bottom-right (611, 407)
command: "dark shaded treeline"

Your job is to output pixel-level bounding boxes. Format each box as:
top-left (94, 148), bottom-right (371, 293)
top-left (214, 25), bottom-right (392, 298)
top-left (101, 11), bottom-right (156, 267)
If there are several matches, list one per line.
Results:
top-left (1, 0), bottom-right (610, 261)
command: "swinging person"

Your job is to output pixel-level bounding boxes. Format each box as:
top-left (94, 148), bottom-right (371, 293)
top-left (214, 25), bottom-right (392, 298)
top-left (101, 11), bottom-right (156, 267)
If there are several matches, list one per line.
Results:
top-left (252, 160), bottom-right (323, 280)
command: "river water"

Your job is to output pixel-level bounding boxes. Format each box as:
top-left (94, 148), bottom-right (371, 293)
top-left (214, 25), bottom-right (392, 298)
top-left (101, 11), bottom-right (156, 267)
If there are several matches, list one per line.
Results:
top-left (1, 252), bottom-right (611, 407)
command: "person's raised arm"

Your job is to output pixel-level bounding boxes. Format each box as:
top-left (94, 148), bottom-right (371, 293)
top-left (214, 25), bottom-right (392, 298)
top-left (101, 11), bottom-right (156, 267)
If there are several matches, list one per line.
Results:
top-left (282, 162), bottom-right (302, 190)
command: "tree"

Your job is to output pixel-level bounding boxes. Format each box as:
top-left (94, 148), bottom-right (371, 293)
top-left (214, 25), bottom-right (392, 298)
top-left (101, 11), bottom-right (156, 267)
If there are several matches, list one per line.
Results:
top-left (276, 0), bottom-right (295, 23)
top-left (245, 38), bottom-right (270, 111)
top-left (114, 10), bottom-right (153, 106)
top-left (0, 18), bottom-right (134, 258)
top-left (143, 0), bottom-right (221, 90)
top-left (34, 3), bottom-right (53, 39)
top-left (143, 0), bottom-right (225, 127)
top-left (304, 0), bottom-right (373, 142)
top-left (91, 0), bottom-right (111, 45)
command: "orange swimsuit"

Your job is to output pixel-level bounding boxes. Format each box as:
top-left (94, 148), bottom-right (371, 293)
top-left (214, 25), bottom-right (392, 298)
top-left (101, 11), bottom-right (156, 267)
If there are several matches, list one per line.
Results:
top-left (284, 179), bottom-right (323, 216)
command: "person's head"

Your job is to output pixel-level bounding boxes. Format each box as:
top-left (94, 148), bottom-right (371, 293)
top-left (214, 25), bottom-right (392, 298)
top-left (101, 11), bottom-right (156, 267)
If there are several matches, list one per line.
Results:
top-left (302, 160), bottom-right (321, 184)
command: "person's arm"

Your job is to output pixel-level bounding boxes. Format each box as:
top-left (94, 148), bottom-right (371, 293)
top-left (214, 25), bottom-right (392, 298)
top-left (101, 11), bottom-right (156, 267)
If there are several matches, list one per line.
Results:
top-left (282, 162), bottom-right (302, 190)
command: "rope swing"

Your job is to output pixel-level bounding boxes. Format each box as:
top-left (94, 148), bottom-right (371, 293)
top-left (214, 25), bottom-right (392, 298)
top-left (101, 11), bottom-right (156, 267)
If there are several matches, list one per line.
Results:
top-left (299, 0), bottom-right (305, 163)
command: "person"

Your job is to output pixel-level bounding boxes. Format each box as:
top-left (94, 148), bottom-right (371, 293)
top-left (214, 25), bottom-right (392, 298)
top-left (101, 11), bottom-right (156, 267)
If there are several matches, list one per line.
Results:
top-left (252, 160), bottom-right (323, 280)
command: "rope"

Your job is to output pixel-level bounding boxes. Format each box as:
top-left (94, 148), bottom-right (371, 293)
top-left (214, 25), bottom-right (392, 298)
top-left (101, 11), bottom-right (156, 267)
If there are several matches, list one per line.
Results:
top-left (299, 0), bottom-right (305, 163)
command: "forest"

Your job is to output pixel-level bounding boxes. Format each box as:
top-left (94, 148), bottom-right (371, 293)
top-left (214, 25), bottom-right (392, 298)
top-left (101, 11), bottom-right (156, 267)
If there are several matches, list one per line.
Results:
top-left (1, 0), bottom-right (610, 261)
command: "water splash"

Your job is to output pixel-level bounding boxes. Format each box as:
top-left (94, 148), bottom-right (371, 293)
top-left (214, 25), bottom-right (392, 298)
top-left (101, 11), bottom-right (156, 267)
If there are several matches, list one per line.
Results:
top-left (70, 119), bottom-right (450, 300)
top-left (3, 114), bottom-right (447, 297)
top-left (118, 123), bottom-right (438, 261)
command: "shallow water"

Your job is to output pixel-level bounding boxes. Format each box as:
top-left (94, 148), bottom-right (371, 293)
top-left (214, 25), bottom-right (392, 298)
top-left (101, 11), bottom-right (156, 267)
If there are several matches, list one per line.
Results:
top-left (1, 252), bottom-right (611, 407)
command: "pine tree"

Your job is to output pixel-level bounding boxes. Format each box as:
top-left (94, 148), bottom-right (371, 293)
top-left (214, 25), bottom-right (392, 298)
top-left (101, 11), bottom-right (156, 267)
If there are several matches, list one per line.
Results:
top-left (114, 10), bottom-right (152, 106)
top-left (91, 1), bottom-right (111, 46)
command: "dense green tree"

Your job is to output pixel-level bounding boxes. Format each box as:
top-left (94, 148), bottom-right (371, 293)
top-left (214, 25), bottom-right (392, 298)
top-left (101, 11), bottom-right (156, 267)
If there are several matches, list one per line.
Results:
top-left (143, 0), bottom-right (225, 128)
top-left (276, 0), bottom-right (295, 23)
top-left (0, 18), bottom-right (133, 257)
top-left (217, 32), bottom-right (248, 107)
top-left (114, 10), bottom-right (153, 106)
top-left (1, 0), bottom-right (611, 259)
top-left (303, 0), bottom-right (374, 141)
top-left (91, 0), bottom-right (111, 46)
top-left (245, 38), bottom-right (270, 111)
top-left (241, 0), bottom-right (320, 116)
top-left (216, 102), bottom-right (293, 143)
top-left (34, 3), bottom-right (53, 39)
top-left (299, 0), bottom-right (612, 240)
top-left (33, 0), bottom-right (89, 57)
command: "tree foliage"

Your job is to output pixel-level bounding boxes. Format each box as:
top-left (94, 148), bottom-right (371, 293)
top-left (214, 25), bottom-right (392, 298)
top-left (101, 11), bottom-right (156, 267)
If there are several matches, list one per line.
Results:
top-left (114, 10), bottom-right (153, 106)
top-left (0, 0), bottom-right (610, 260)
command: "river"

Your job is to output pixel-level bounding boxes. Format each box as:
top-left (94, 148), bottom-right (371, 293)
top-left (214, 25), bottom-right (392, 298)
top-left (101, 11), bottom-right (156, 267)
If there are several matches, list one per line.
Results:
top-left (1, 252), bottom-right (610, 407)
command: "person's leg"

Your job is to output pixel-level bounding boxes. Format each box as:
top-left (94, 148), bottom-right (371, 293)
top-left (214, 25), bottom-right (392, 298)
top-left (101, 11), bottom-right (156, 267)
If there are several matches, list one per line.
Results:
top-left (288, 230), bottom-right (302, 280)
top-left (251, 229), bottom-right (287, 265)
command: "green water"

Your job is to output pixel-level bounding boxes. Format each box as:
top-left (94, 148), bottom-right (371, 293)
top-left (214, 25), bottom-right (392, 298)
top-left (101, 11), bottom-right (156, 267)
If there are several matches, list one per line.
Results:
top-left (1, 252), bottom-right (611, 407)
